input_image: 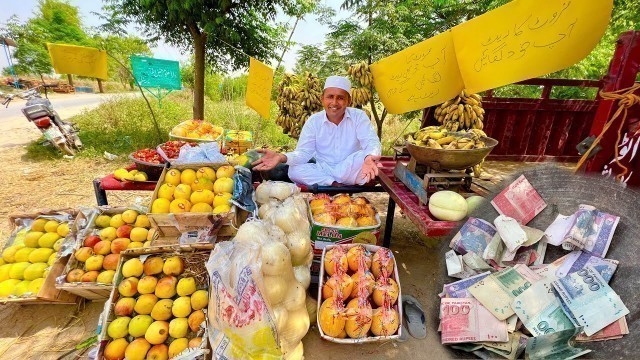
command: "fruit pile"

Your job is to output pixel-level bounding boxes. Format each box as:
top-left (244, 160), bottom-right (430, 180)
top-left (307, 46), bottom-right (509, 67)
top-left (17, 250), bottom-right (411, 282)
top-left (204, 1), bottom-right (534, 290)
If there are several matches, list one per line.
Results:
top-left (435, 90), bottom-right (485, 131)
top-left (319, 245), bottom-right (400, 340)
top-left (170, 120), bottom-right (223, 141)
top-left (114, 168), bottom-right (149, 182)
top-left (65, 210), bottom-right (152, 285)
top-left (275, 72), bottom-right (323, 138)
top-left (407, 126), bottom-right (488, 150)
top-left (0, 218), bottom-right (70, 297)
top-left (309, 194), bottom-right (378, 228)
top-left (158, 141), bottom-right (197, 160)
top-left (132, 148), bottom-right (164, 165)
top-left (103, 253), bottom-right (209, 359)
top-left (151, 166), bottom-right (235, 214)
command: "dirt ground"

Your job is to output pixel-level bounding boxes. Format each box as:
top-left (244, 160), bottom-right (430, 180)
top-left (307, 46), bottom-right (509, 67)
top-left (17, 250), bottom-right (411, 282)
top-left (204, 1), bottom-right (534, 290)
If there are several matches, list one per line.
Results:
top-left (0, 142), bottom-right (538, 359)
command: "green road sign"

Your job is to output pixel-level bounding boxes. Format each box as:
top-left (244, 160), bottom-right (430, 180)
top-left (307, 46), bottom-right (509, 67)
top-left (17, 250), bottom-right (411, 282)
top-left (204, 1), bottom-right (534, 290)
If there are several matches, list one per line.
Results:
top-left (130, 55), bottom-right (181, 90)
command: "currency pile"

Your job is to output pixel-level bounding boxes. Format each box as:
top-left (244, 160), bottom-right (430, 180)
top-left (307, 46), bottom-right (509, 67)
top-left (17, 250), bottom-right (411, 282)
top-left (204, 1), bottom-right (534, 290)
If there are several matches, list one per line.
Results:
top-left (275, 72), bottom-right (323, 138)
top-left (440, 176), bottom-right (628, 359)
top-left (434, 90), bottom-right (485, 131)
top-left (406, 126), bottom-right (488, 150)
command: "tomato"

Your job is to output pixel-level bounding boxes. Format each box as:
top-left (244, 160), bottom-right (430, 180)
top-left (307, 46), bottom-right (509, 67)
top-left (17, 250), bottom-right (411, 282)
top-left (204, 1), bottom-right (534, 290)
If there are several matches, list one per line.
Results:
top-left (132, 148), bottom-right (164, 164)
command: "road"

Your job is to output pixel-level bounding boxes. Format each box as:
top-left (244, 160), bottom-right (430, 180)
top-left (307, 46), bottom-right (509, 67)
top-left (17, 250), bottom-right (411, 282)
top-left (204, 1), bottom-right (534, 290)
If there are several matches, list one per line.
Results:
top-left (0, 92), bottom-right (137, 148)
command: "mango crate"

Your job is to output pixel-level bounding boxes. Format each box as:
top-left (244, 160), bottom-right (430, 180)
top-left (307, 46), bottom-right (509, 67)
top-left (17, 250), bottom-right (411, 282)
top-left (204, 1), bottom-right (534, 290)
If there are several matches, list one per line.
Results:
top-left (0, 209), bottom-right (78, 305)
top-left (96, 243), bottom-right (213, 360)
top-left (147, 163), bottom-right (240, 245)
top-left (57, 206), bottom-right (152, 301)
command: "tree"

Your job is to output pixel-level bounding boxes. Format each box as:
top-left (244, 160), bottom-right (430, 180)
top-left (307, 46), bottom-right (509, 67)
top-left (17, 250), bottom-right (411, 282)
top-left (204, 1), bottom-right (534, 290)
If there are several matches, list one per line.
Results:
top-left (104, 0), bottom-right (298, 120)
top-left (99, 35), bottom-right (153, 89)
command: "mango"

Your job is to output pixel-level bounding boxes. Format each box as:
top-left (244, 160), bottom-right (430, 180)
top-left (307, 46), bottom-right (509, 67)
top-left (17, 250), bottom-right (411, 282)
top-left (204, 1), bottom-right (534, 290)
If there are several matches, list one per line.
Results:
top-left (29, 248), bottom-right (54, 263)
top-left (2, 245), bottom-right (23, 263)
top-left (37, 233), bottom-right (59, 248)
top-left (114, 297), bottom-right (136, 316)
top-left (172, 296), bottom-right (192, 318)
top-left (81, 271), bottom-right (100, 282)
top-left (100, 227), bottom-right (117, 241)
top-left (130, 227), bottom-right (148, 242)
top-left (28, 278), bottom-right (45, 294)
top-left (151, 198), bottom-right (171, 213)
top-left (24, 232), bottom-right (43, 248)
top-left (95, 215), bottom-right (112, 228)
top-left (121, 209), bottom-right (139, 224)
top-left (53, 239), bottom-right (64, 252)
top-left (176, 277), bottom-right (196, 297)
top-left (155, 276), bottom-right (177, 298)
top-left (0, 279), bottom-right (20, 297)
top-left (0, 264), bottom-right (12, 282)
top-left (66, 269), bottom-right (85, 283)
top-left (9, 262), bottom-right (30, 280)
top-left (122, 258), bottom-right (144, 278)
top-left (138, 276), bottom-right (158, 294)
top-left (168, 338), bottom-right (188, 358)
top-left (24, 263), bottom-right (48, 280)
top-left (110, 214), bottom-right (125, 228)
top-left (0, 259), bottom-right (5, 266)
top-left (118, 277), bottom-right (139, 297)
top-left (135, 294), bottom-right (159, 315)
top-left (150, 299), bottom-right (173, 321)
top-left (134, 214), bottom-right (151, 228)
top-left (44, 220), bottom-right (60, 233)
top-left (56, 223), bottom-right (70, 237)
top-left (169, 318), bottom-right (189, 338)
top-left (146, 344), bottom-right (169, 360)
top-left (188, 310), bottom-right (206, 332)
top-left (145, 321), bottom-right (170, 345)
top-left (107, 316), bottom-right (131, 339)
top-left (144, 257), bottom-right (164, 275)
top-left (191, 290), bottom-right (208, 310)
top-left (188, 337), bottom-right (202, 348)
top-left (174, 184), bottom-right (192, 201)
top-left (128, 241), bottom-right (144, 249)
top-left (48, 252), bottom-right (57, 266)
top-left (125, 338), bottom-right (151, 360)
top-left (163, 257), bottom-right (184, 276)
top-left (30, 219), bottom-right (47, 232)
top-left (129, 314), bottom-right (154, 337)
top-left (104, 338), bottom-right (128, 360)
top-left (14, 247), bottom-right (35, 263)
top-left (97, 270), bottom-right (115, 284)
top-left (164, 169), bottom-right (182, 186)
top-left (85, 255), bottom-right (104, 271)
top-left (13, 280), bottom-right (31, 296)
top-left (180, 169), bottom-right (197, 185)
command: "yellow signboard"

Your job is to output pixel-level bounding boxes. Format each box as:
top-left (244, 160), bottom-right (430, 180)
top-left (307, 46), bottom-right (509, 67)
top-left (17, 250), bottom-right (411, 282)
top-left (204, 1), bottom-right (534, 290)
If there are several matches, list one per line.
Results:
top-left (47, 43), bottom-right (108, 79)
top-left (453, 0), bottom-right (613, 93)
top-left (370, 31), bottom-right (464, 115)
top-left (246, 57), bottom-right (274, 119)
top-left (370, 0), bottom-right (612, 114)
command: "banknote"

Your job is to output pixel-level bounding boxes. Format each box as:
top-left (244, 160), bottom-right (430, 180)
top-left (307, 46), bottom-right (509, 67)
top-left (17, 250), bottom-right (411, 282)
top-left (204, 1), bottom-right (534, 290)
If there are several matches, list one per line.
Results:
top-left (552, 265), bottom-right (629, 336)
top-left (462, 252), bottom-right (494, 273)
top-left (512, 278), bottom-right (575, 336)
top-left (491, 175), bottom-right (547, 225)
top-left (530, 254), bottom-right (570, 279)
top-left (506, 314), bottom-right (518, 333)
top-left (544, 213), bottom-right (577, 246)
top-left (575, 316), bottom-right (628, 342)
top-left (482, 332), bottom-right (528, 360)
top-left (440, 298), bottom-right (509, 344)
top-left (469, 264), bottom-right (542, 320)
top-left (525, 327), bottom-right (591, 360)
top-left (555, 250), bottom-right (618, 283)
top-left (483, 233), bottom-right (504, 263)
top-left (446, 250), bottom-right (478, 279)
top-left (562, 205), bottom-right (619, 257)
top-left (443, 271), bottom-right (492, 298)
top-left (495, 215), bottom-right (528, 252)
top-left (450, 217), bottom-right (497, 255)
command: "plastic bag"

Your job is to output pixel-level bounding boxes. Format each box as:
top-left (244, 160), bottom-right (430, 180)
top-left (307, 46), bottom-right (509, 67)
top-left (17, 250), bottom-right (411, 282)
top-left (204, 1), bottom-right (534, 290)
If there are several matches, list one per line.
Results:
top-left (173, 142), bottom-right (226, 164)
top-left (232, 166), bottom-right (258, 213)
top-left (255, 181), bottom-right (300, 204)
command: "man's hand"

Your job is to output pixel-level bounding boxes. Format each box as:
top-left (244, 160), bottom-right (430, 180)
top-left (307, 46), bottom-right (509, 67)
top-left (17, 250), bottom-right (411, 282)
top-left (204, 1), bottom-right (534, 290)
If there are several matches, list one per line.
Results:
top-left (252, 149), bottom-right (286, 171)
top-left (358, 155), bottom-right (380, 184)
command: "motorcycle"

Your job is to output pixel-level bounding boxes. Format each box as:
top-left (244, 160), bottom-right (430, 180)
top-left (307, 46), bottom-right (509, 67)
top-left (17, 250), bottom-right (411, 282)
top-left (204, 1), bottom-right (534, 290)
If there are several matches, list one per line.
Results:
top-left (1, 86), bottom-right (83, 156)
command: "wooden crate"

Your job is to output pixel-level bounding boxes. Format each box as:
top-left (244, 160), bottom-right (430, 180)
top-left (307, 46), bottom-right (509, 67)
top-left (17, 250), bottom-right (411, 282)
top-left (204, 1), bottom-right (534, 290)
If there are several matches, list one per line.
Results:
top-left (96, 244), bottom-right (213, 359)
top-left (147, 163), bottom-right (240, 244)
top-left (0, 209), bottom-right (79, 305)
top-left (56, 206), bottom-right (150, 301)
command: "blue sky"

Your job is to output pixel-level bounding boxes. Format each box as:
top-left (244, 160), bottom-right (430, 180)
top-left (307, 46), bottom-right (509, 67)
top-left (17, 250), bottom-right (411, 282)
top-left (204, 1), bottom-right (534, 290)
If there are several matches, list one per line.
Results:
top-left (0, 0), bottom-right (346, 74)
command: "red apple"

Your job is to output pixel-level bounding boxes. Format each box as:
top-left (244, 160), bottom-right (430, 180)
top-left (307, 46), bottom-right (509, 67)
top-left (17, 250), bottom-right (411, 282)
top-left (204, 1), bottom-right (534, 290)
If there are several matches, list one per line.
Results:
top-left (111, 238), bottom-right (131, 254)
top-left (103, 254), bottom-right (120, 270)
top-left (93, 240), bottom-right (112, 255)
top-left (83, 235), bottom-right (101, 248)
top-left (116, 225), bottom-right (133, 239)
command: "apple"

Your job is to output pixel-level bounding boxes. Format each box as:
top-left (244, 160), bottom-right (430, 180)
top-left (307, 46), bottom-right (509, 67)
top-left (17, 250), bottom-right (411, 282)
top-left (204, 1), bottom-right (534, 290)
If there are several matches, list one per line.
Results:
top-left (84, 235), bottom-right (102, 248)
top-left (74, 247), bottom-right (94, 262)
top-left (103, 254), bottom-right (120, 270)
top-left (81, 270), bottom-right (100, 282)
top-left (94, 240), bottom-right (112, 255)
top-left (111, 238), bottom-right (131, 254)
top-left (66, 269), bottom-right (85, 282)
top-left (116, 225), bottom-right (133, 239)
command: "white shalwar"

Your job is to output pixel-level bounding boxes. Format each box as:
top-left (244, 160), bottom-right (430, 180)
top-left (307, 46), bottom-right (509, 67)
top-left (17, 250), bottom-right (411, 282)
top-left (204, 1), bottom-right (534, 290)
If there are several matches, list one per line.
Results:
top-left (285, 108), bottom-right (382, 186)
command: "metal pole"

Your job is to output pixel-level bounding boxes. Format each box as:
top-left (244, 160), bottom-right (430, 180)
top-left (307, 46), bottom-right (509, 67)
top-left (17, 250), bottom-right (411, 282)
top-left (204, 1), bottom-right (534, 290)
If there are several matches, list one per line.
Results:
top-left (2, 39), bottom-right (19, 89)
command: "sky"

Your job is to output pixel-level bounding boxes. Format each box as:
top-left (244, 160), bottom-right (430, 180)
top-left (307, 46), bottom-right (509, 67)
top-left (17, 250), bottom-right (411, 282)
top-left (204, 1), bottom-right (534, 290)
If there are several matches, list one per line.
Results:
top-left (0, 0), bottom-right (347, 75)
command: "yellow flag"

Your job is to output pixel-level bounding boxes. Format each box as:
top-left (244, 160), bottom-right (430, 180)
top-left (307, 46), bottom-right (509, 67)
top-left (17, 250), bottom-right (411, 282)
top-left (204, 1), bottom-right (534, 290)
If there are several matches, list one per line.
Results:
top-left (370, 31), bottom-right (464, 114)
top-left (453, 0), bottom-right (613, 93)
top-left (246, 57), bottom-right (274, 119)
top-left (47, 43), bottom-right (108, 79)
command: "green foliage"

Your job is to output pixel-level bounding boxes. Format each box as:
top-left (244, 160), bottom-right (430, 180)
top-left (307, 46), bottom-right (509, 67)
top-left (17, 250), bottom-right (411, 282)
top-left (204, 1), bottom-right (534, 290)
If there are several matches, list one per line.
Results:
top-left (98, 35), bottom-right (153, 90)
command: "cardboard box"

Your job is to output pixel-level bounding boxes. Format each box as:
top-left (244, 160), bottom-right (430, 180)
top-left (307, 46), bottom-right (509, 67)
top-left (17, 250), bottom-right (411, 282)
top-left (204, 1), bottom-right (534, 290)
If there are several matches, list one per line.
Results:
top-left (316, 243), bottom-right (403, 343)
top-left (0, 209), bottom-right (78, 305)
top-left (96, 244), bottom-right (213, 359)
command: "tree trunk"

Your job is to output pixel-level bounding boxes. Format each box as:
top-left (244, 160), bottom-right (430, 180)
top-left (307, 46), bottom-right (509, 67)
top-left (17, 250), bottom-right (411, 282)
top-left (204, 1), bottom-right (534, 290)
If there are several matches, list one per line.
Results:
top-left (67, 74), bottom-right (74, 86)
top-left (97, 78), bottom-right (104, 93)
top-left (192, 33), bottom-right (206, 120)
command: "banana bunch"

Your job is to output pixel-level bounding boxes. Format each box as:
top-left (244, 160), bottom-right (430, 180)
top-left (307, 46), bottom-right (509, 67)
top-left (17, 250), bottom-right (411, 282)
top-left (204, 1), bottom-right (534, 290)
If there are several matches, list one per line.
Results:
top-left (434, 90), bottom-right (485, 131)
top-left (406, 126), bottom-right (488, 150)
top-left (347, 61), bottom-right (374, 108)
top-left (351, 87), bottom-right (372, 107)
top-left (275, 72), bottom-right (323, 138)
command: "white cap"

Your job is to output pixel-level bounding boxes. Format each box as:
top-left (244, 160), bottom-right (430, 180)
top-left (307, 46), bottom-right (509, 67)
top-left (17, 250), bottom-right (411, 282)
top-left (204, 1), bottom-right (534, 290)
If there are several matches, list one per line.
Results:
top-left (324, 75), bottom-right (351, 93)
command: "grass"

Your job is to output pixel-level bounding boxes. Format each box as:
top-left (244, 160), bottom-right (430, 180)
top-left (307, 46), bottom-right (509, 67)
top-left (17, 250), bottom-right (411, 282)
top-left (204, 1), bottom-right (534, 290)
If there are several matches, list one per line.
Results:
top-left (24, 90), bottom-right (421, 160)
